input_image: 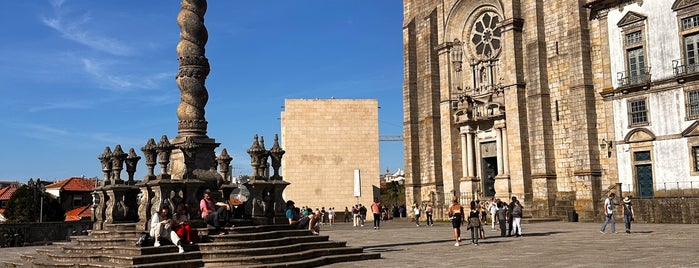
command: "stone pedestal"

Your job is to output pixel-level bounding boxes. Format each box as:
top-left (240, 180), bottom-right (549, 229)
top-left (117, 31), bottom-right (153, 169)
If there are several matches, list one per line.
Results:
top-left (103, 184), bottom-right (140, 224)
top-left (92, 187), bottom-right (107, 230)
top-left (169, 136), bottom-right (222, 191)
top-left (245, 178), bottom-right (290, 225)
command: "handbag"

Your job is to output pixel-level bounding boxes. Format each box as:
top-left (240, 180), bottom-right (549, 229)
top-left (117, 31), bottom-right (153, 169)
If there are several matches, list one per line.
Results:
top-left (135, 232), bottom-right (150, 247)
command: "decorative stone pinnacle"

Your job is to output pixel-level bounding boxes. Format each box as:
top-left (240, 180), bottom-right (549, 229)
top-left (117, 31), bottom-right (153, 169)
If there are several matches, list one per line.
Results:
top-left (141, 138), bottom-right (158, 178)
top-left (98, 146), bottom-right (113, 183)
top-left (111, 145), bottom-right (127, 183)
top-left (216, 148), bottom-right (233, 180)
top-left (156, 135), bottom-right (175, 176)
top-left (125, 148), bottom-right (141, 183)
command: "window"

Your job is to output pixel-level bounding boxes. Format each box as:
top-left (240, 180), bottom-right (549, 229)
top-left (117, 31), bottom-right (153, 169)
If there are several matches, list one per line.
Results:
top-left (627, 48), bottom-right (646, 84)
top-left (634, 151), bottom-right (651, 161)
top-left (617, 12), bottom-right (648, 88)
top-left (685, 33), bottom-right (699, 74)
top-left (682, 14), bottom-right (699, 30)
top-left (626, 31), bottom-right (642, 46)
top-left (628, 98), bottom-right (649, 127)
top-left (688, 90), bottom-right (699, 120)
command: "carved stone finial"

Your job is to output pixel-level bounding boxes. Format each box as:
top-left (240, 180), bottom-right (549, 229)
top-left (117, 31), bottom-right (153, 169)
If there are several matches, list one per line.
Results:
top-left (98, 147), bottom-right (113, 184)
top-left (217, 148), bottom-right (233, 181)
top-left (156, 135), bottom-right (174, 176)
top-left (141, 138), bottom-right (158, 179)
top-left (247, 135), bottom-right (264, 177)
top-left (269, 134), bottom-right (286, 180)
top-left (111, 145), bottom-right (127, 183)
top-left (125, 148), bottom-right (141, 183)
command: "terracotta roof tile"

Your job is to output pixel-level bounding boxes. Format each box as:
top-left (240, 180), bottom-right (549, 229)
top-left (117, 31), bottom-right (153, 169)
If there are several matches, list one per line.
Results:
top-left (46, 177), bottom-right (96, 192)
top-left (65, 205), bottom-right (91, 221)
top-left (0, 186), bottom-right (18, 201)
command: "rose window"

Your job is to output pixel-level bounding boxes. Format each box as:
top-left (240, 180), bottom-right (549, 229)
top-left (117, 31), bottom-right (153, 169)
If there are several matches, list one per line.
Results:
top-left (471, 12), bottom-right (501, 57)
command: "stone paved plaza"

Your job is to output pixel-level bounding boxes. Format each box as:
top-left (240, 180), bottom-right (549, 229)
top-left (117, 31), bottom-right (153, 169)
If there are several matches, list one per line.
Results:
top-left (321, 219), bottom-right (696, 268)
top-left (1, 219), bottom-right (695, 267)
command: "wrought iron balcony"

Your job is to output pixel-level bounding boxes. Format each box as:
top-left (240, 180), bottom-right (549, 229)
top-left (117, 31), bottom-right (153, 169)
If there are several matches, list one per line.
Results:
top-left (617, 67), bottom-right (651, 88)
top-left (673, 59), bottom-right (699, 83)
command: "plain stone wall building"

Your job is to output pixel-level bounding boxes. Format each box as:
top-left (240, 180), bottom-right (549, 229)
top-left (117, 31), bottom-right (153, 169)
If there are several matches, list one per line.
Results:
top-left (280, 99), bottom-right (380, 220)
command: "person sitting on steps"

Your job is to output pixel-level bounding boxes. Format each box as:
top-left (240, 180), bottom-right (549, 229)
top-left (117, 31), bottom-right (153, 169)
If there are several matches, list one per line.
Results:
top-left (200, 189), bottom-right (231, 235)
top-left (150, 205), bottom-right (185, 253)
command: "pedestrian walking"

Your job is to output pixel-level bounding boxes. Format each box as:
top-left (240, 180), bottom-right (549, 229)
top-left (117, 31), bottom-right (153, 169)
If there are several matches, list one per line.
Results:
top-left (344, 207), bottom-right (350, 223)
top-left (425, 203), bottom-right (434, 226)
top-left (488, 198), bottom-right (499, 230)
top-left (449, 197), bottom-right (464, 246)
top-left (371, 199), bottom-right (381, 229)
top-left (600, 193), bottom-right (617, 234)
top-left (622, 196), bottom-right (635, 234)
top-left (511, 199), bottom-right (523, 237)
top-left (413, 204), bottom-right (421, 227)
top-left (467, 201), bottom-right (482, 245)
top-left (497, 201), bottom-right (508, 237)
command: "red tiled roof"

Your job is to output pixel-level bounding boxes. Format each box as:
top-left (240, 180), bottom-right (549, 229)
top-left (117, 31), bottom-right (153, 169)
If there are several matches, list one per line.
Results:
top-left (0, 186), bottom-right (18, 201)
top-left (46, 177), bottom-right (96, 192)
top-left (65, 205), bottom-right (91, 221)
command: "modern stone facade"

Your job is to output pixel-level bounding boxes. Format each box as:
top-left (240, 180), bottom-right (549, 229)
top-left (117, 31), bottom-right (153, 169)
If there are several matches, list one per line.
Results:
top-left (403, 0), bottom-right (619, 220)
top-left (281, 99), bottom-right (380, 219)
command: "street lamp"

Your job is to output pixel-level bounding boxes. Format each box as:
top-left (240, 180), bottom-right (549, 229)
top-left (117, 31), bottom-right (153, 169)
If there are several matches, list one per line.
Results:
top-left (39, 184), bottom-right (46, 223)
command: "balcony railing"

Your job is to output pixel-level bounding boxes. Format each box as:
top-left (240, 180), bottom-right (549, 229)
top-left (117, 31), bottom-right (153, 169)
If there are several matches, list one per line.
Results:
top-left (673, 59), bottom-right (699, 81)
top-left (617, 67), bottom-right (651, 88)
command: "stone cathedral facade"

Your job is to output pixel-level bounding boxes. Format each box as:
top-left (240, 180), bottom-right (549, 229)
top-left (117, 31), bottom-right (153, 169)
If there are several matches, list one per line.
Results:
top-left (403, 0), bottom-right (620, 220)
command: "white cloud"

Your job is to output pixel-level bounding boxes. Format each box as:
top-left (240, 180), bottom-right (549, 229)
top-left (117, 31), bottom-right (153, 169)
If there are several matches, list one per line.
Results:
top-left (81, 58), bottom-right (170, 91)
top-left (28, 100), bottom-right (92, 112)
top-left (41, 0), bottom-right (133, 56)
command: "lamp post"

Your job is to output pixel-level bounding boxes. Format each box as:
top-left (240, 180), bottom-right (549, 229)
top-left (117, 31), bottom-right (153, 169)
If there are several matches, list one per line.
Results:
top-left (39, 184), bottom-right (46, 223)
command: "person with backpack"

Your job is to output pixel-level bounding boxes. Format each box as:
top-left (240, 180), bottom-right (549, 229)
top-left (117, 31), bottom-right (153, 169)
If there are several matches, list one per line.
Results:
top-left (448, 197), bottom-right (465, 246)
top-left (600, 193), bottom-right (617, 234)
top-left (511, 199), bottom-right (523, 237)
top-left (467, 200), bottom-right (482, 245)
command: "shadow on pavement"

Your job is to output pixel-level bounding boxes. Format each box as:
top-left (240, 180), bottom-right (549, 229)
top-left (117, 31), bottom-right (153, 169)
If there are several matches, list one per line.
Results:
top-left (364, 239), bottom-right (454, 250)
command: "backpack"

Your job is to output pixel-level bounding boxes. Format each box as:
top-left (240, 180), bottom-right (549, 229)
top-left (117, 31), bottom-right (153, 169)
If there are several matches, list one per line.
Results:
top-left (512, 204), bottom-right (522, 217)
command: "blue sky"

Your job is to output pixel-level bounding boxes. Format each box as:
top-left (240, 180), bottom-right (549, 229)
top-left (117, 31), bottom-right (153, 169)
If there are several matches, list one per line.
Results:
top-left (0, 0), bottom-right (404, 183)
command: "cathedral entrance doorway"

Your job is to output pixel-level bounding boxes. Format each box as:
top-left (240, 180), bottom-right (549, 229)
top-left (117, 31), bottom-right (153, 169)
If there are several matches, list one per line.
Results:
top-left (481, 156), bottom-right (497, 197)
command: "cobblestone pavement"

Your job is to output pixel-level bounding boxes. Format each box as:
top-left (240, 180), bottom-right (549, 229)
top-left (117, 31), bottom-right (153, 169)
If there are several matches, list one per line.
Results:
top-left (1, 220), bottom-right (696, 268)
top-left (321, 219), bottom-right (698, 268)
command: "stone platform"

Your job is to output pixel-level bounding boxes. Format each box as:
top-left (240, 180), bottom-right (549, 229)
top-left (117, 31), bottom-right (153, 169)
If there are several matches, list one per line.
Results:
top-left (3, 219), bottom-right (696, 267)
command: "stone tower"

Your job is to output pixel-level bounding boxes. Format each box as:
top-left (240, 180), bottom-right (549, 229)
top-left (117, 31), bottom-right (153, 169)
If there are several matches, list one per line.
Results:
top-left (403, 0), bottom-right (616, 220)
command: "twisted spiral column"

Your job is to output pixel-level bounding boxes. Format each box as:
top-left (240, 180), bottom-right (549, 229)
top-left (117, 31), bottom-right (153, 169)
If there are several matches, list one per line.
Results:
top-left (176, 0), bottom-right (210, 137)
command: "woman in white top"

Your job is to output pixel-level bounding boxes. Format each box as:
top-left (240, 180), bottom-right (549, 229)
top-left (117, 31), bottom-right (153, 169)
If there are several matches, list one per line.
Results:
top-left (150, 205), bottom-right (184, 253)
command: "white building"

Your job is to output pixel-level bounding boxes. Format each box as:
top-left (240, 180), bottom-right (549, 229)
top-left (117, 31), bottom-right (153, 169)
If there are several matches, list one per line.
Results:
top-left (601, 0), bottom-right (699, 197)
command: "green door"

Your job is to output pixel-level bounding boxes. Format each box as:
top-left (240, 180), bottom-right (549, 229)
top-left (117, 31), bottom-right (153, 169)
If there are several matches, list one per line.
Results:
top-left (636, 164), bottom-right (653, 198)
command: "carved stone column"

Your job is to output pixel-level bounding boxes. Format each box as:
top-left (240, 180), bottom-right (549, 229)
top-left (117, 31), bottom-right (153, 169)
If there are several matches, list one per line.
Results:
top-left (495, 122), bottom-right (504, 175)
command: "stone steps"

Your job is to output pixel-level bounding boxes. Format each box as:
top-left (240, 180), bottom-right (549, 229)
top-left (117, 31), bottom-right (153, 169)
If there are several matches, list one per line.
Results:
top-left (244, 252), bottom-right (382, 268)
top-left (199, 235), bottom-right (329, 251)
top-left (13, 224), bottom-right (379, 267)
top-left (202, 247), bottom-right (368, 267)
top-left (200, 241), bottom-right (346, 259)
